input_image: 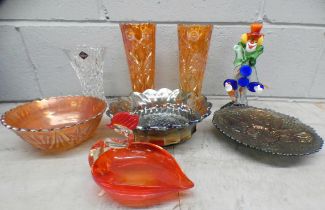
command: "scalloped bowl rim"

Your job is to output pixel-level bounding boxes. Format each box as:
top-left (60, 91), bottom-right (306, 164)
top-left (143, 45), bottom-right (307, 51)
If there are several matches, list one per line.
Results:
top-left (1, 95), bottom-right (107, 133)
top-left (135, 103), bottom-right (212, 131)
top-left (107, 88), bottom-right (212, 131)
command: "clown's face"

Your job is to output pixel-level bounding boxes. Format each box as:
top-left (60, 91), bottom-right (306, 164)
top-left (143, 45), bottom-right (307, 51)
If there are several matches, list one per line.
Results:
top-left (246, 40), bottom-right (257, 52)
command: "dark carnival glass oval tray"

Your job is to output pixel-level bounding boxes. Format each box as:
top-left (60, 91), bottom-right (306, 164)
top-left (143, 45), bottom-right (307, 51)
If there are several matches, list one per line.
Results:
top-left (212, 105), bottom-right (323, 156)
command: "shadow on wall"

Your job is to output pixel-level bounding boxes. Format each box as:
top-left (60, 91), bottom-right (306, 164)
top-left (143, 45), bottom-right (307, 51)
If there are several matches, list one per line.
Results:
top-left (0, 0), bottom-right (6, 6)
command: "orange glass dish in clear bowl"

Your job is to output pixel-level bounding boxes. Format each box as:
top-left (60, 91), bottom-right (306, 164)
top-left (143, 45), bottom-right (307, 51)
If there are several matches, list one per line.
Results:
top-left (1, 96), bottom-right (107, 152)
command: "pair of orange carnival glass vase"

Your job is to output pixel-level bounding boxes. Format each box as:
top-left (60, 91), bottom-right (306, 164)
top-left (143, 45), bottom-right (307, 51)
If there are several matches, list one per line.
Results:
top-left (121, 23), bottom-right (212, 94)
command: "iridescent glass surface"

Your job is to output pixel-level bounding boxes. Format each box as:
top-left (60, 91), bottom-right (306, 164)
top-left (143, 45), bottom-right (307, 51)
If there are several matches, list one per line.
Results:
top-left (213, 106), bottom-right (323, 155)
top-left (178, 24), bottom-right (213, 95)
top-left (1, 96), bottom-right (106, 152)
top-left (120, 23), bottom-right (156, 92)
top-left (107, 88), bottom-right (212, 146)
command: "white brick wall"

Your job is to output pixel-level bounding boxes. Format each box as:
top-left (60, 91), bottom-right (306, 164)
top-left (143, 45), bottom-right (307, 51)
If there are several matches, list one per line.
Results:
top-left (0, 0), bottom-right (324, 101)
top-left (0, 0), bottom-right (101, 20)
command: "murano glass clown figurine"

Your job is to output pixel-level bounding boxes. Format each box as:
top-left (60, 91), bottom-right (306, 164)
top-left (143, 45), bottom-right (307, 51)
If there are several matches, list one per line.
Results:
top-left (223, 22), bottom-right (265, 105)
top-left (214, 22), bottom-right (324, 156)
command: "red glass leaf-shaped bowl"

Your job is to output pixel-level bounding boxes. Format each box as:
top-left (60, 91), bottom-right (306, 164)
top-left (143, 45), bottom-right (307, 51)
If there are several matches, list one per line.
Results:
top-left (90, 141), bottom-right (194, 206)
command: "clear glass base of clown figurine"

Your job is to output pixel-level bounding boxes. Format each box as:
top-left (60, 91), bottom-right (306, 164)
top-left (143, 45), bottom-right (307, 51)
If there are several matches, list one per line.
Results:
top-left (236, 88), bottom-right (248, 106)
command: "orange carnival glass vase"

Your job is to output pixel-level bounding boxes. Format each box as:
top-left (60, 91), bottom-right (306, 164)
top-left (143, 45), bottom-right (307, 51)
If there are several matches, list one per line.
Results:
top-left (178, 24), bottom-right (213, 96)
top-left (120, 23), bottom-right (156, 92)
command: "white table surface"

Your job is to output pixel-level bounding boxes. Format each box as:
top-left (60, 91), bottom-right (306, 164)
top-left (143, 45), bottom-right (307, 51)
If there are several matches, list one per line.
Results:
top-left (0, 97), bottom-right (324, 210)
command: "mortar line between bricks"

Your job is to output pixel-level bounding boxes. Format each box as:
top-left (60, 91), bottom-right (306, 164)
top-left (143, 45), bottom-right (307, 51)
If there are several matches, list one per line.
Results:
top-left (0, 20), bottom-right (324, 29)
top-left (15, 27), bottom-right (44, 98)
top-left (99, 20), bottom-right (325, 28)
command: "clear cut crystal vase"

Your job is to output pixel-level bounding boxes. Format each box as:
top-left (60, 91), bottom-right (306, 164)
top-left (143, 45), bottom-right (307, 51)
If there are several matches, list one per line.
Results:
top-left (67, 46), bottom-right (106, 100)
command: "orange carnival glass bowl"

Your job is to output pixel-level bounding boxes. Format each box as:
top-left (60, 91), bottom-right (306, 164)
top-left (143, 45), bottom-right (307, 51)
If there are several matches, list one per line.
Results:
top-left (1, 96), bottom-right (107, 152)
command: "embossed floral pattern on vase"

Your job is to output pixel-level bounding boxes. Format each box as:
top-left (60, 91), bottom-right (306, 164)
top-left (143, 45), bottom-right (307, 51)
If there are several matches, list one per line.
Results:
top-left (178, 24), bottom-right (213, 95)
top-left (120, 23), bottom-right (156, 92)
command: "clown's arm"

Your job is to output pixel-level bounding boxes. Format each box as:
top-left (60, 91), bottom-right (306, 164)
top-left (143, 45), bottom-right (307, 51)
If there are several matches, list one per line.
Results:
top-left (233, 43), bottom-right (245, 67)
top-left (247, 45), bottom-right (264, 66)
